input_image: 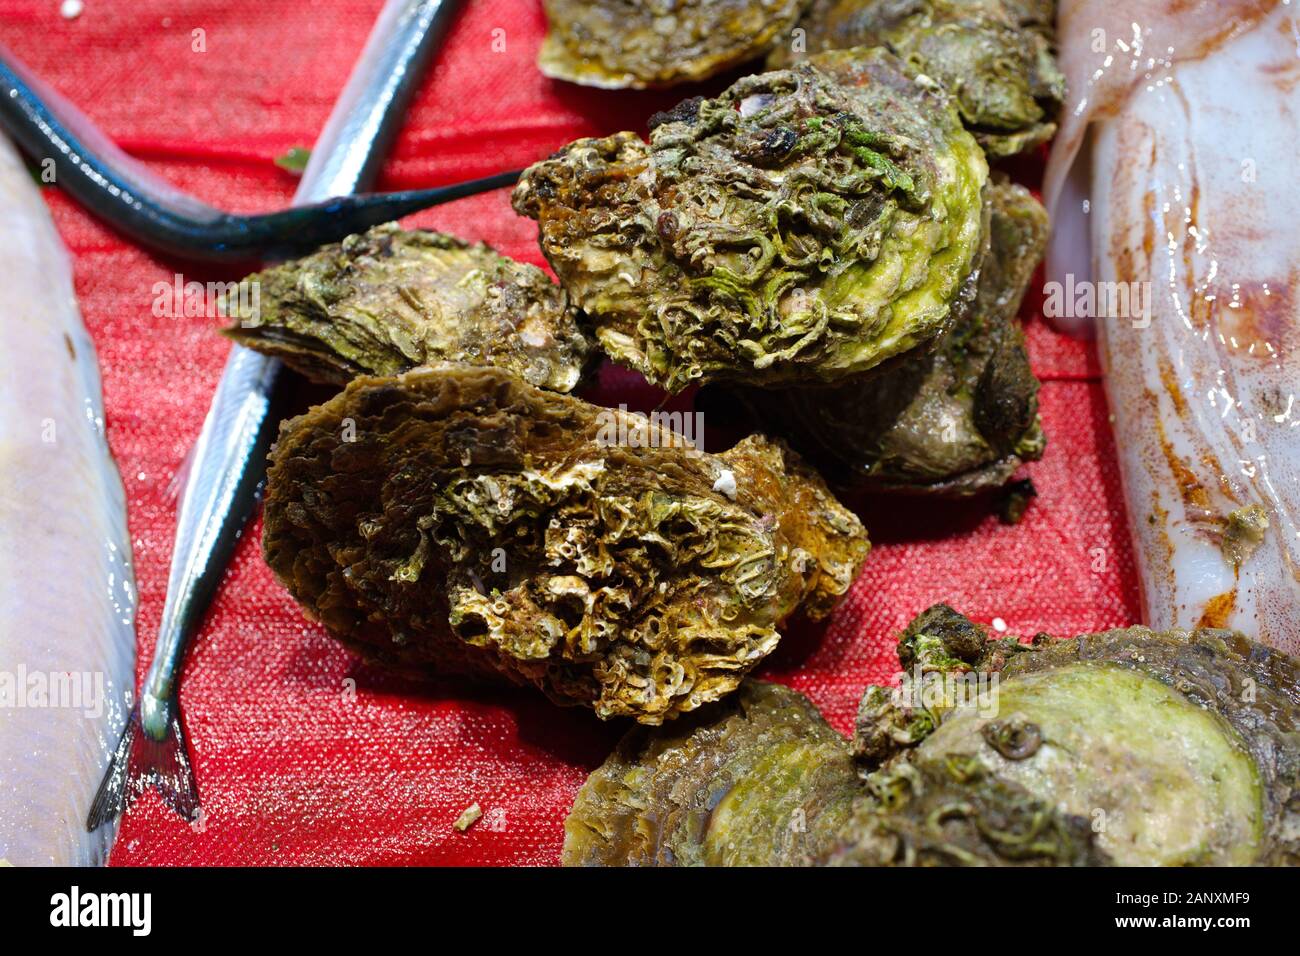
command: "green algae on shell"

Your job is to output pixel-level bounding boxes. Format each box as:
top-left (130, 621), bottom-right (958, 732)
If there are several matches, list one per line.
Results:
top-left (563, 681), bottom-right (863, 865)
top-left (565, 604), bottom-right (1300, 865)
top-left (912, 662), bottom-right (1262, 865)
top-left (513, 51), bottom-right (988, 392)
top-left (853, 605), bottom-right (1300, 866)
top-left (262, 363), bottom-right (869, 724)
top-left (722, 176), bottom-right (1047, 495)
top-left (564, 678), bottom-right (1102, 866)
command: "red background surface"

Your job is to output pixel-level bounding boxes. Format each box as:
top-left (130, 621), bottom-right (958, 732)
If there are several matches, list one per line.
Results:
top-left (0, 0), bottom-right (1139, 865)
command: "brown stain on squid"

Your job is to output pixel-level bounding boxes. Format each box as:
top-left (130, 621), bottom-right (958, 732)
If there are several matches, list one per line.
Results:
top-left (1262, 14), bottom-right (1300, 92)
top-left (1109, 131), bottom-right (1158, 296)
top-left (1208, 455), bottom-right (1241, 506)
top-left (1146, 491), bottom-right (1176, 593)
top-left (1215, 279), bottom-right (1294, 360)
top-left (1197, 590), bottom-right (1237, 630)
top-left (1168, 2), bottom-right (1283, 62)
top-left (1058, 0), bottom-right (1278, 129)
top-left (1141, 177), bottom-right (1156, 264)
top-left (1153, 360), bottom-right (1238, 504)
top-left (1157, 357), bottom-right (1188, 419)
top-left (1150, 395), bottom-right (1213, 519)
top-left (1113, 88), bottom-right (1292, 365)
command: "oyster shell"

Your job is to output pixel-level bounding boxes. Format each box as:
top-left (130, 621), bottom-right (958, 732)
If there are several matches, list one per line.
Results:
top-left (724, 176), bottom-right (1047, 495)
top-left (538, 0), bottom-right (811, 89)
top-left (771, 0), bottom-right (1066, 157)
top-left (513, 52), bottom-right (988, 392)
top-left (262, 363), bottom-right (869, 723)
top-left (225, 224), bottom-right (594, 394)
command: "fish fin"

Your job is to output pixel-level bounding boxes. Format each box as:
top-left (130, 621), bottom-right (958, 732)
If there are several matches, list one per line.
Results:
top-left (139, 708), bottom-right (200, 821)
top-left (86, 704), bottom-right (138, 830)
top-left (86, 702), bottom-right (200, 831)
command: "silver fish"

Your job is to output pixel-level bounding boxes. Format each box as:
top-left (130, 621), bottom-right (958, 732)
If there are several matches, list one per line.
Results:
top-left (0, 131), bottom-right (136, 865)
top-left (1044, 0), bottom-right (1300, 648)
top-left (88, 0), bottom-right (464, 829)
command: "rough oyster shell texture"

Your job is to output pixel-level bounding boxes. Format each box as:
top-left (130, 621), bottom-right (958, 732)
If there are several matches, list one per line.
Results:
top-left (513, 51), bottom-right (988, 392)
top-left (771, 0), bottom-right (1066, 157)
top-left (566, 605), bottom-right (1300, 865)
top-left (724, 175), bottom-right (1047, 495)
top-left (226, 224), bottom-right (594, 394)
top-left (538, 0), bottom-right (812, 89)
top-left (262, 363), bottom-right (869, 723)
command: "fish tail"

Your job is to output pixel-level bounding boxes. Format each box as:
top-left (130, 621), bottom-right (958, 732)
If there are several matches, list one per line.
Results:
top-left (86, 699), bottom-right (200, 831)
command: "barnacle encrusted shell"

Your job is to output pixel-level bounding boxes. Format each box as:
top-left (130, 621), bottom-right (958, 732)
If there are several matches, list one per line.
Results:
top-left (771, 0), bottom-right (1067, 157)
top-left (225, 224), bottom-right (593, 394)
top-left (513, 52), bottom-right (988, 392)
top-left (262, 363), bottom-right (869, 723)
top-left (852, 605), bottom-right (1300, 866)
top-left (537, 0), bottom-right (810, 89)
top-left (565, 605), bottom-right (1300, 865)
top-left (563, 679), bottom-right (1102, 866)
top-left (826, 754), bottom-right (1106, 866)
top-left (725, 177), bottom-right (1048, 495)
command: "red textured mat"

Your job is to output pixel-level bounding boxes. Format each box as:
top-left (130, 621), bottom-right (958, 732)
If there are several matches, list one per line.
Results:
top-left (0, 0), bottom-right (1139, 866)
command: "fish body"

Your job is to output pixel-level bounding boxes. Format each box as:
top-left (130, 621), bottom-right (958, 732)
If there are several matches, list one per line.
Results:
top-left (1044, 0), bottom-right (1300, 648)
top-left (0, 133), bottom-right (136, 865)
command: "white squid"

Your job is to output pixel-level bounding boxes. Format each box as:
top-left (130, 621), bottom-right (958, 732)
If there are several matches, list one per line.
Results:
top-left (1044, 0), bottom-right (1300, 649)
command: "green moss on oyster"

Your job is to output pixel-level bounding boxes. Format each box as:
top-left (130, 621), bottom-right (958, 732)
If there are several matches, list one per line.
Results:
top-left (563, 681), bottom-right (862, 865)
top-left (728, 176), bottom-right (1050, 496)
top-left (513, 52), bottom-right (988, 392)
top-left (827, 752), bottom-right (1106, 866)
top-left (916, 662), bottom-right (1263, 865)
top-left (854, 605), bottom-right (1300, 866)
top-left (722, 177), bottom-right (1047, 495)
top-left (565, 677), bottom-right (1104, 867)
top-left (564, 604), bottom-right (1300, 865)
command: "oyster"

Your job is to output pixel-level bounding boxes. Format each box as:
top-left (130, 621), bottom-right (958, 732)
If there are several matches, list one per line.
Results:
top-left (537, 0), bottom-right (810, 89)
top-left (262, 363), bottom-right (869, 723)
top-left (563, 681), bottom-right (863, 865)
top-left (224, 224), bottom-right (594, 394)
top-left (513, 52), bottom-right (988, 392)
top-left (771, 0), bottom-right (1066, 157)
top-left (566, 605), bottom-right (1300, 864)
top-left (563, 679), bottom-right (1099, 866)
top-left (725, 177), bottom-right (1047, 495)
top-left (828, 760), bottom-right (1105, 866)
top-left (854, 605), bottom-right (1299, 866)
